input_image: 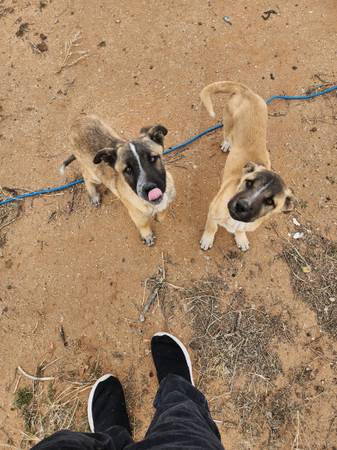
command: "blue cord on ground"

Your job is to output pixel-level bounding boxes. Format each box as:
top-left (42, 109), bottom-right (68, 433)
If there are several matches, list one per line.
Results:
top-left (1, 84), bottom-right (337, 207)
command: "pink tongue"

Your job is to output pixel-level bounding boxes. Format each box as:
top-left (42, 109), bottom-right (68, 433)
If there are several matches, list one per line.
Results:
top-left (148, 188), bottom-right (163, 201)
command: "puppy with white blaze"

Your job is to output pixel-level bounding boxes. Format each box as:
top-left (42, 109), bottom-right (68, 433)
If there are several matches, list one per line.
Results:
top-left (60, 115), bottom-right (175, 246)
top-left (199, 81), bottom-right (294, 252)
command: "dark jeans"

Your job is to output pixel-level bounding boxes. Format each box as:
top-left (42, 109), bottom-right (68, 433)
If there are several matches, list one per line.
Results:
top-left (32, 374), bottom-right (224, 450)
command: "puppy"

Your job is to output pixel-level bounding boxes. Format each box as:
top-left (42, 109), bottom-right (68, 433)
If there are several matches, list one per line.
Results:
top-left (199, 81), bottom-right (294, 252)
top-left (60, 115), bottom-right (175, 246)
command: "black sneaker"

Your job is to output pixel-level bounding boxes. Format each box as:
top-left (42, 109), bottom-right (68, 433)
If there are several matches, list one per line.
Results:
top-left (151, 332), bottom-right (194, 385)
top-left (87, 374), bottom-right (131, 434)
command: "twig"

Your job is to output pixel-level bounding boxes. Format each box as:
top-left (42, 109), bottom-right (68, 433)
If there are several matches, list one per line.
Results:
top-left (41, 357), bottom-right (63, 371)
top-left (17, 366), bottom-right (55, 382)
top-left (291, 410), bottom-right (301, 450)
top-left (56, 31), bottom-right (90, 74)
top-left (29, 41), bottom-right (42, 54)
top-left (0, 445), bottom-right (22, 449)
top-left (0, 217), bottom-right (18, 231)
top-left (13, 374), bottom-right (21, 394)
top-left (139, 254), bottom-right (166, 322)
top-left (59, 325), bottom-right (68, 347)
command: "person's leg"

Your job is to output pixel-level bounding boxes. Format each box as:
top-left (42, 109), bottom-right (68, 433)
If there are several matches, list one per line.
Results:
top-left (31, 375), bottom-right (134, 450)
top-left (31, 428), bottom-right (129, 450)
top-left (131, 333), bottom-right (224, 450)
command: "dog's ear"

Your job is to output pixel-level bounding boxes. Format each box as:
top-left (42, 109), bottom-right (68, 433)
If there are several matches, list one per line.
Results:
top-left (282, 188), bottom-right (295, 213)
top-left (140, 124), bottom-right (168, 146)
top-left (243, 161), bottom-right (258, 174)
top-left (93, 148), bottom-right (117, 167)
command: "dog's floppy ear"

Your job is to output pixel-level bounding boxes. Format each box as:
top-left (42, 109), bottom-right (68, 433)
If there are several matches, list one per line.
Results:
top-left (93, 148), bottom-right (117, 167)
top-left (243, 161), bottom-right (258, 174)
top-left (282, 188), bottom-right (295, 213)
top-left (140, 124), bottom-right (168, 146)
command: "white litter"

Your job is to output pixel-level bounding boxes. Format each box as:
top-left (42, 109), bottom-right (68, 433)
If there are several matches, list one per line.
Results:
top-left (293, 232), bottom-right (304, 240)
top-left (292, 218), bottom-right (301, 226)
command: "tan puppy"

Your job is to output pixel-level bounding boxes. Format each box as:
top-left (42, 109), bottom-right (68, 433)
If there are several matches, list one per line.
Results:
top-left (199, 81), bottom-right (294, 252)
top-left (60, 115), bottom-right (175, 246)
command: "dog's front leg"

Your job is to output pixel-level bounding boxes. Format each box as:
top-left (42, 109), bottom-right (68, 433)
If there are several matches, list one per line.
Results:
top-left (200, 214), bottom-right (218, 251)
top-left (84, 178), bottom-right (101, 206)
top-left (128, 207), bottom-right (155, 246)
top-left (155, 210), bottom-right (167, 223)
top-left (234, 231), bottom-right (250, 252)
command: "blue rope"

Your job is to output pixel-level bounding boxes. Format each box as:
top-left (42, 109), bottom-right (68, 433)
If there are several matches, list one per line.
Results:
top-left (0, 179), bottom-right (84, 206)
top-left (163, 123), bottom-right (223, 154)
top-left (1, 84), bottom-right (336, 207)
top-left (265, 84), bottom-right (337, 105)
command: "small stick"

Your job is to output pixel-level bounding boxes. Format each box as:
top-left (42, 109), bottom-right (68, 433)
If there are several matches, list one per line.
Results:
top-left (139, 255), bottom-right (166, 322)
top-left (291, 410), bottom-right (301, 449)
top-left (17, 366), bottom-right (55, 381)
top-left (59, 325), bottom-right (68, 347)
top-left (41, 356), bottom-right (63, 371)
top-left (0, 218), bottom-right (18, 231)
top-left (13, 374), bottom-right (21, 394)
top-left (139, 284), bottom-right (161, 322)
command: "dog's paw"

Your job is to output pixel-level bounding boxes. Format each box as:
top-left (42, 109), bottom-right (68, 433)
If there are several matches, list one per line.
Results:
top-left (90, 194), bottom-right (101, 207)
top-left (200, 233), bottom-right (214, 251)
top-left (143, 234), bottom-right (155, 247)
top-left (235, 235), bottom-right (250, 252)
top-left (220, 139), bottom-right (231, 152)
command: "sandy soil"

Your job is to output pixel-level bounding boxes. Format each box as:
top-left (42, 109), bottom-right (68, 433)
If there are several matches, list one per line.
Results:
top-left (0, 0), bottom-right (336, 449)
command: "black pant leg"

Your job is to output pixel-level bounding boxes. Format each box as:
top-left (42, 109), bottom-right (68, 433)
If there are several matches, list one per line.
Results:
top-left (131, 374), bottom-right (224, 450)
top-left (31, 426), bottom-right (133, 450)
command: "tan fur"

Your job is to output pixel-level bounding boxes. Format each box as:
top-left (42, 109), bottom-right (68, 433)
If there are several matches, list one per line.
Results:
top-left (67, 115), bottom-right (175, 245)
top-left (199, 81), bottom-right (292, 252)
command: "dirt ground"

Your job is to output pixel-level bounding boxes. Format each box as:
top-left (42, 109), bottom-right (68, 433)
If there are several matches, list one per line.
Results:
top-left (1, 0), bottom-right (337, 449)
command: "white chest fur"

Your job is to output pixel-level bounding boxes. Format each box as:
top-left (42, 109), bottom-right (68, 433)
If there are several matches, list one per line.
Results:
top-left (222, 217), bottom-right (251, 234)
top-left (151, 193), bottom-right (170, 214)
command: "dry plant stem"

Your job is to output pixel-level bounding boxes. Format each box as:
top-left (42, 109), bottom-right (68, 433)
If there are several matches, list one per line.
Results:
top-left (56, 31), bottom-right (90, 74)
top-left (0, 217), bottom-right (18, 231)
top-left (291, 410), bottom-right (301, 450)
top-left (139, 253), bottom-right (166, 322)
top-left (17, 366), bottom-right (55, 382)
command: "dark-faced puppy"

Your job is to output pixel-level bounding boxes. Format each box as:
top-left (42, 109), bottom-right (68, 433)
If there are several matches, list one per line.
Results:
top-left (199, 81), bottom-right (294, 252)
top-left (228, 163), bottom-right (294, 223)
top-left (93, 126), bottom-right (168, 205)
top-left (61, 116), bottom-right (175, 245)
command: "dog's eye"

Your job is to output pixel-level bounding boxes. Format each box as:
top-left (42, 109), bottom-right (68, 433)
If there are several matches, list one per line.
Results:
top-left (124, 166), bottom-right (133, 175)
top-left (246, 180), bottom-right (254, 189)
top-left (149, 155), bottom-right (159, 163)
top-left (264, 197), bottom-right (275, 206)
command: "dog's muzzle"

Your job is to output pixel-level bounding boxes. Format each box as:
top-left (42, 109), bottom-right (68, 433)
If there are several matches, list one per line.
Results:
top-left (228, 198), bottom-right (254, 222)
top-left (142, 183), bottom-right (164, 204)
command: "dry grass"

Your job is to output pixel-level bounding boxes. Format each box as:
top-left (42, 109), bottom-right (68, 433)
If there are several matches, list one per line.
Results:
top-left (123, 365), bottom-right (145, 438)
top-left (281, 230), bottom-right (337, 338)
top-left (0, 188), bottom-right (22, 249)
top-left (9, 359), bottom-right (102, 449)
top-left (165, 276), bottom-right (300, 444)
top-left (178, 278), bottom-right (292, 385)
top-left (165, 273), bottom-right (337, 446)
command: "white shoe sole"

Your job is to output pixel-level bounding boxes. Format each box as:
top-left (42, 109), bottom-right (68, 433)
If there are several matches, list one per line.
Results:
top-left (153, 332), bottom-right (194, 386)
top-left (87, 373), bottom-right (114, 432)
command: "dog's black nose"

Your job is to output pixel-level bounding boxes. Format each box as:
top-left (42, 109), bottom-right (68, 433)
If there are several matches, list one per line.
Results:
top-left (235, 199), bottom-right (250, 213)
top-left (143, 183), bottom-right (157, 195)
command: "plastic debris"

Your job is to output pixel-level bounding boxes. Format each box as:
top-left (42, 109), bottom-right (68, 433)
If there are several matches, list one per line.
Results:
top-left (293, 232), bottom-right (304, 240)
top-left (292, 218), bottom-right (301, 226)
top-left (223, 16), bottom-right (232, 25)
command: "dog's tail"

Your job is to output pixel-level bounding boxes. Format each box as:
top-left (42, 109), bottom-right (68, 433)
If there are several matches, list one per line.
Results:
top-left (59, 154), bottom-right (76, 175)
top-left (199, 81), bottom-right (252, 118)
